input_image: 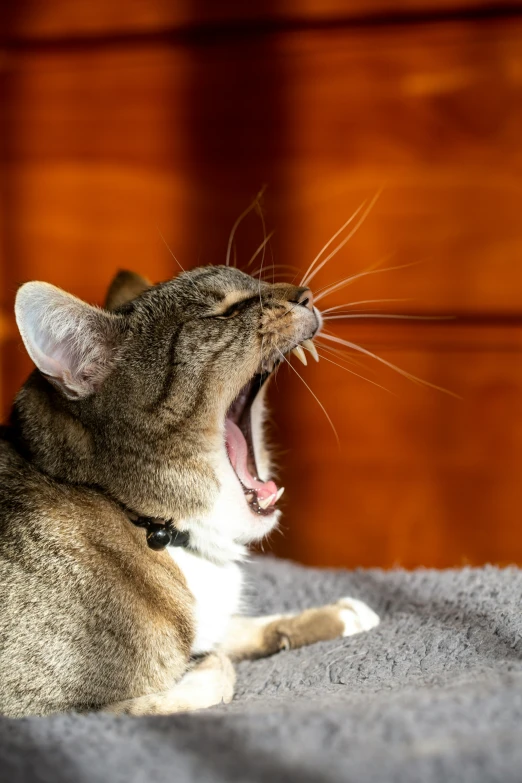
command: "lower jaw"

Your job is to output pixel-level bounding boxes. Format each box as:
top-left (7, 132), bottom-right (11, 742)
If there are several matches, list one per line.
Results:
top-left (241, 484), bottom-right (278, 517)
top-left (242, 506), bottom-right (281, 543)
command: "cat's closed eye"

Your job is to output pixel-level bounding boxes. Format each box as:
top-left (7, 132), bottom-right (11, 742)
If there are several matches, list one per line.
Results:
top-left (214, 296), bottom-right (256, 320)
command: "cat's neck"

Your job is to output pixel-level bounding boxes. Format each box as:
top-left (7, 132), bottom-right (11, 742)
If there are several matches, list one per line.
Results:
top-left (11, 371), bottom-right (220, 525)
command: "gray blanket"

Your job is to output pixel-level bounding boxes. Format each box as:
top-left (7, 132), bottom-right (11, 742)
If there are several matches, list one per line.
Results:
top-left (1, 557), bottom-right (521, 783)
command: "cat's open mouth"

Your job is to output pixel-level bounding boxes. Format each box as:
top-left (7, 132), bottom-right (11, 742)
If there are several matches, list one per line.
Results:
top-left (225, 371), bottom-right (281, 516)
top-left (225, 339), bottom-right (318, 516)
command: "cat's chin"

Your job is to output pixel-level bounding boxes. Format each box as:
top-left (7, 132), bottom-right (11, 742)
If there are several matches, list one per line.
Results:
top-left (183, 449), bottom-right (281, 561)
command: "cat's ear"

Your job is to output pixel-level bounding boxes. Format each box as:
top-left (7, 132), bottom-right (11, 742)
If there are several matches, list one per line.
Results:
top-left (104, 269), bottom-right (151, 311)
top-left (15, 282), bottom-right (126, 400)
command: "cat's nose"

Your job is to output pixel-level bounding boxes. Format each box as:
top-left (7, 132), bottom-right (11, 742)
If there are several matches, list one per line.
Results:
top-left (296, 288), bottom-right (314, 311)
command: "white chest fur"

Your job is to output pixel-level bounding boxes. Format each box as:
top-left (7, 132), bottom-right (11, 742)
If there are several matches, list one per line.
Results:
top-left (169, 547), bottom-right (243, 655)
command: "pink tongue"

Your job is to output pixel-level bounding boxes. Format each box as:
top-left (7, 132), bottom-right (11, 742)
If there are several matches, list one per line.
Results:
top-left (225, 419), bottom-right (278, 502)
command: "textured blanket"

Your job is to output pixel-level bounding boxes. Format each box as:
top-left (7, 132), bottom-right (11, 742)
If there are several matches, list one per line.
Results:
top-left (1, 557), bottom-right (521, 783)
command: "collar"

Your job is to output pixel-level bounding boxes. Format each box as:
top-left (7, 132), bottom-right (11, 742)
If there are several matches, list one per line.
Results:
top-left (125, 509), bottom-right (191, 552)
top-left (1, 433), bottom-right (193, 555)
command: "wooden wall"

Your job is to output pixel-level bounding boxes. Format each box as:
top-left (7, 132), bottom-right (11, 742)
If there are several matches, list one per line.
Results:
top-left (1, 1), bottom-right (522, 568)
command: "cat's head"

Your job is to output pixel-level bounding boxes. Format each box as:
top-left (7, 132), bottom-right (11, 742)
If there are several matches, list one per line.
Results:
top-left (15, 266), bottom-right (321, 558)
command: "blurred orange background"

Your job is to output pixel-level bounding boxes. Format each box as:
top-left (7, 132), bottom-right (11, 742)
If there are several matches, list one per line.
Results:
top-left (1, 1), bottom-right (521, 568)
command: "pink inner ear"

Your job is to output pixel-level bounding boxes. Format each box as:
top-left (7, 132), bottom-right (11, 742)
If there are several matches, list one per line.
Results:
top-left (15, 282), bottom-right (112, 399)
top-left (25, 337), bottom-right (70, 381)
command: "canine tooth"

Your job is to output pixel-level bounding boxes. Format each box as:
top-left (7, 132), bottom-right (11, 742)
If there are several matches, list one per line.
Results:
top-left (275, 487), bottom-right (285, 502)
top-left (291, 345), bottom-right (307, 366)
top-left (258, 493), bottom-right (276, 510)
top-left (302, 339), bottom-right (319, 362)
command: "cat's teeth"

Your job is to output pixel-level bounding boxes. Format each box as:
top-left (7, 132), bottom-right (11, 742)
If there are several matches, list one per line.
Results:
top-left (275, 487), bottom-right (285, 502)
top-left (258, 493), bottom-right (277, 510)
top-left (291, 345), bottom-right (307, 365)
top-left (302, 339), bottom-right (319, 362)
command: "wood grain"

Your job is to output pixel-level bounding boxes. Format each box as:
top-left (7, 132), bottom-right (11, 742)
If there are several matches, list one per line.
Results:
top-left (1, 5), bottom-right (521, 568)
top-left (6, 1), bottom-right (522, 40)
top-left (279, 20), bottom-right (522, 314)
top-left (3, 22), bottom-right (522, 310)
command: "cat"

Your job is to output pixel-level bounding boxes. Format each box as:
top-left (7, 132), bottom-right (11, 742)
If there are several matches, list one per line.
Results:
top-left (0, 265), bottom-right (379, 717)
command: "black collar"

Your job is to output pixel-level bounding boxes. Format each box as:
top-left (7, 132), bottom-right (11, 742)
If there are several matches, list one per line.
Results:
top-left (125, 509), bottom-right (191, 552)
top-left (0, 429), bottom-right (191, 554)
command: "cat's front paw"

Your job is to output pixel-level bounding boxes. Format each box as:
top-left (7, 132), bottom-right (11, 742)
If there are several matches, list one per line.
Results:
top-left (260, 597), bottom-right (379, 653)
top-left (336, 597), bottom-right (380, 636)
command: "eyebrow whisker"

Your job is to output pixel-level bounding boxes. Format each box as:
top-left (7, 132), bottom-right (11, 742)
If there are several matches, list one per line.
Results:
top-left (313, 259), bottom-right (424, 303)
top-left (300, 199), bottom-right (368, 286)
top-left (225, 186), bottom-right (266, 267)
top-left (247, 231), bottom-right (275, 269)
top-left (302, 188), bottom-right (382, 288)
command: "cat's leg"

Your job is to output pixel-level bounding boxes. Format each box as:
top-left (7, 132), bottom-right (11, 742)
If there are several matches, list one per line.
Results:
top-left (104, 651), bottom-right (235, 716)
top-left (221, 598), bottom-right (379, 661)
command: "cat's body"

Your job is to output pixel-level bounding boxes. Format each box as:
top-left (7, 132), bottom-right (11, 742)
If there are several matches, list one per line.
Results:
top-left (0, 266), bottom-right (379, 718)
top-left (0, 458), bottom-right (193, 716)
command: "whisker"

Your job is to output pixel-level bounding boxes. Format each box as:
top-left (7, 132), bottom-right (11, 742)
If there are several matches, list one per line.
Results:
top-left (314, 259), bottom-right (424, 303)
top-left (319, 332), bottom-right (460, 398)
top-left (322, 298), bottom-right (411, 313)
top-left (246, 231), bottom-right (275, 269)
top-left (259, 335), bottom-right (265, 391)
top-left (300, 199), bottom-right (367, 286)
top-left (303, 189), bottom-right (383, 288)
top-left (157, 228), bottom-right (202, 297)
top-left (314, 341), bottom-right (379, 374)
top-left (311, 255), bottom-right (396, 300)
top-left (255, 193), bottom-right (269, 312)
top-left (270, 300), bottom-right (304, 325)
top-left (251, 263), bottom-right (300, 278)
top-left (323, 314), bottom-right (455, 322)
top-left (225, 186), bottom-right (266, 267)
top-left (269, 229), bottom-right (275, 286)
top-left (316, 350), bottom-right (394, 394)
top-left (157, 227), bottom-right (187, 276)
top-left (276, 349), bottom-right (339, 444)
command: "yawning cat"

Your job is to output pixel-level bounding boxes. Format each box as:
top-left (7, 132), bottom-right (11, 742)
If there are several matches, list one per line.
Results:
top-left (0, 266), bottom-right (379, 717)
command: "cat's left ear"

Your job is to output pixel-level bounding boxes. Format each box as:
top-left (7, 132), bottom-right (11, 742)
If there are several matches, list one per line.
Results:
top-left (15, 282), bottom-right (126, 400)
top-left (104, 269), bottom-right (151, 311)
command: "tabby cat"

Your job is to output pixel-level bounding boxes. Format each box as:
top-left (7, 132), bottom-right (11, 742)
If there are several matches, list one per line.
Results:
top-left (0, 266), bottom-right (379, 717)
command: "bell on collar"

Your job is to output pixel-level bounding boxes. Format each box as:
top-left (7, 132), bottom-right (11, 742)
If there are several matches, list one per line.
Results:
top-left (146, 524), bottom-right (172, 550)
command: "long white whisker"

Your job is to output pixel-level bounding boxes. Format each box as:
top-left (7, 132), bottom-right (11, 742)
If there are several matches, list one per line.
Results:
top-left (319, 333), bottom-right (460, 398)
top-left (314, 260), bottom-right (423, 303)
top-left (323, 314), bottom-right (455, 322)
top-left (266, 327), bottom-right (362, 369)
top-left (303, 189), bottom-right (383, 288)
top-left (316, 350), bottom-right (393, 394)
top-left (300, 200), bottom-right (367, 286)
top-left (322, 298), bottom-right (411, 313)
top-left (225, 187), bottom-right (266, 266)
top-left (246, 231), bottom-right (275, 269)
top-left (276, 349), bottom-right (339, 444)
top-left (314, 341), bottom-right (378, 373)
top-left (312, 256), bottom-right (396, 300)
